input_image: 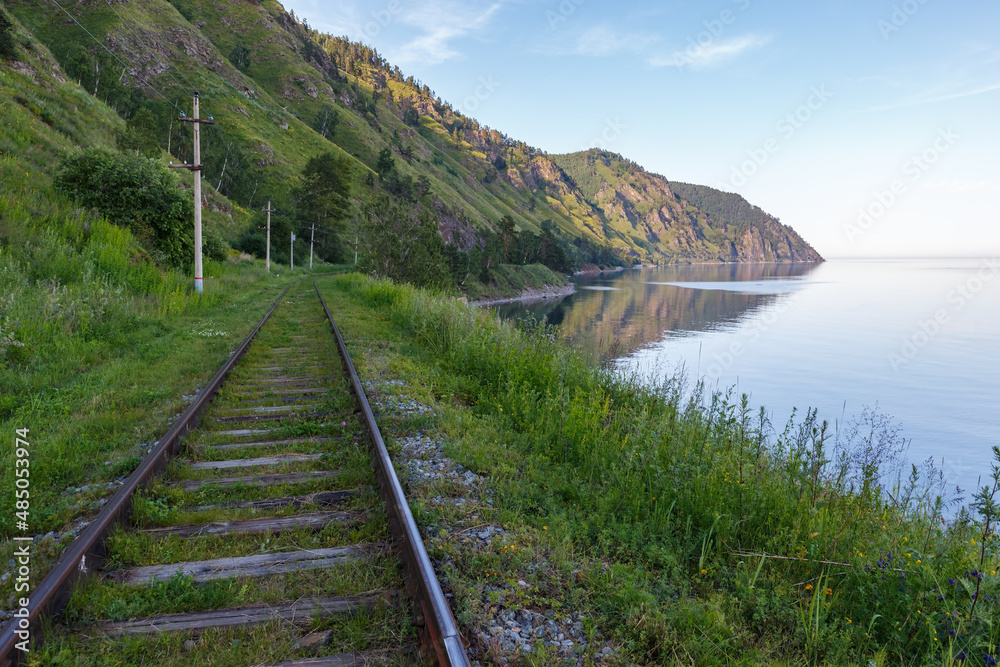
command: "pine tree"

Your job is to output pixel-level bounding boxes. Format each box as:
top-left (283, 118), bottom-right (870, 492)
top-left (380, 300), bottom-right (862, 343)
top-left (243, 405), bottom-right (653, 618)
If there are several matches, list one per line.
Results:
top-left (295, 152), bottom-right (353, 261)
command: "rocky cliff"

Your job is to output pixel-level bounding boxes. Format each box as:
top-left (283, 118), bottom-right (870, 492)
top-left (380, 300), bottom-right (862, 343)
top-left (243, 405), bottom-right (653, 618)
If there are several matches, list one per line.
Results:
top-left (554, 150), bottom-right (822, 262)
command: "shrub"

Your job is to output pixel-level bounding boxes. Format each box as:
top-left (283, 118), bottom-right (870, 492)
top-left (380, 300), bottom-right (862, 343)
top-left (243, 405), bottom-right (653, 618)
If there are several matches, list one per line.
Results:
top-left (54, 147), bottom-right (193, 266)
top-left (229, 44), bottom-right (250, 72)
top-left (203, 226), bottom-right (228, 262)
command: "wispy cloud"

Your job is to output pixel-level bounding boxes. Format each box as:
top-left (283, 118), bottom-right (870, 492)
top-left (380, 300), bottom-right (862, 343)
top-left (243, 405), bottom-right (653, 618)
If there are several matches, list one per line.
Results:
top-left (393, 1), bottom-right (502, 65)
top-left (573, 25), bottom-right (659, 56)
top-left (533, 24), bottom-right (659, 57)
top-left (649, 33), bottom-right (772, 69)
top-left (865, 81), bottom-right (1000, 112)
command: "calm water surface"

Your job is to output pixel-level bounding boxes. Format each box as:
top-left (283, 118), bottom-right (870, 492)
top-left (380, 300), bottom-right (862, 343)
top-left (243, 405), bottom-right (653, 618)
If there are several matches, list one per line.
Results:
top-left (493, 260), bottom-right (1000, 499)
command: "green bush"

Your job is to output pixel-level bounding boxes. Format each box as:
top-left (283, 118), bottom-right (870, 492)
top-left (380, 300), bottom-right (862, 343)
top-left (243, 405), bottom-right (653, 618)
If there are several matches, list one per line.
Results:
top-left (202, 225), bottom-right (228, 262)
top-left (115, 107), bottom-right (161, 158)
top-left (229, 44), bottom-right (250, 72)
top-left (54, 147), bottom-right (193, 266)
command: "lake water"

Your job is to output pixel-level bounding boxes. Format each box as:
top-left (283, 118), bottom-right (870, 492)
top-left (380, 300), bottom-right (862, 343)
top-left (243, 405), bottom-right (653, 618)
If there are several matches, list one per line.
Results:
top-left (492, 259), bottom-right (1000, 501)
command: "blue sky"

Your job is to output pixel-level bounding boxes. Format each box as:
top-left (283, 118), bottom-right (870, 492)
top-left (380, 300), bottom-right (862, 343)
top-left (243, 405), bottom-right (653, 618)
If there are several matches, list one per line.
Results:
top-left (281, 0), bottom-right (999, 259)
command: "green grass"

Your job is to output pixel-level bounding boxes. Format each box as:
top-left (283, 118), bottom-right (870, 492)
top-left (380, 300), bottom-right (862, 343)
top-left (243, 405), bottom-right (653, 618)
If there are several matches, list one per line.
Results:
top-left (11, 281), bottom-right (417, 665)
top-left (315, 273), bottom-right (999, 666)
top-left (137, 471), bottom-right (363, 511)
top-left (67, 554), bottom-right (401, 622)
top-left (105, 510), bottom-right (387, 566)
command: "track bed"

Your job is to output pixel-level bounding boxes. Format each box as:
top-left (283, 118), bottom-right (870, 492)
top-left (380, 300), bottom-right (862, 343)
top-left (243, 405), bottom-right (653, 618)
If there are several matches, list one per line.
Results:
top-left (1, 283), bottom-right (467, 666)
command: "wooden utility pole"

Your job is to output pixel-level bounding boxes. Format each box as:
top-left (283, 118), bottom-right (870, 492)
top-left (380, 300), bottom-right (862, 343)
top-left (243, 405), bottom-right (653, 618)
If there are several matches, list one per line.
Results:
top-left (170, 92), bottom-right (214, 293)
top-left (261, 200), bottom-right (274, 272)
top-left (309, 222), bottom-right (315, 269)
top-left (290, 232), bottom-right (295, 271)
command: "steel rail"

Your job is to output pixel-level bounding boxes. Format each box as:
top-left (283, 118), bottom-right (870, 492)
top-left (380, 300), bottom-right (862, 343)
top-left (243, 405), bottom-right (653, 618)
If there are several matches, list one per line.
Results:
top-left (0, 284), bottom-right (293, 667)
top-left (314, 282), bottom-right (470, 667)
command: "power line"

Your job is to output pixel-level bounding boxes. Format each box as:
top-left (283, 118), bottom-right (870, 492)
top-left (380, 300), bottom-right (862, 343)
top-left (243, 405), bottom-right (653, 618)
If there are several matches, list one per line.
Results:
top-left (46, 0), bottom-right (183, 112)
top-left (114, 0), bottom-right (196, 90)
top-left (108, 0), bottom-right (197, 93)
top-left (103, 0), bottom-right (187, 94)
top-left (292, 224), bottom-right (351, 238)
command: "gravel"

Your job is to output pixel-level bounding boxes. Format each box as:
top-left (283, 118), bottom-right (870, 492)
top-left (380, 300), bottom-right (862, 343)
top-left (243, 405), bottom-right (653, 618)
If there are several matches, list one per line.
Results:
top-left (360, 360), bottom-right (620, 663)
top-left (390, 431), bottom-right (618, 664)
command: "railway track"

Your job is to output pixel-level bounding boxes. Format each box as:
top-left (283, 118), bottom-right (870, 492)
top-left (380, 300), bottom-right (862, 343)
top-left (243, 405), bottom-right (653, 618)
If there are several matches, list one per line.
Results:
top-left (0, 281), bottom-right (469, 666)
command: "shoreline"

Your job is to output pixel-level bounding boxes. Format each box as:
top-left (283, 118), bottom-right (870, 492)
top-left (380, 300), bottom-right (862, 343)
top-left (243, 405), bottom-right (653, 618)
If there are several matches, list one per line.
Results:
top-left (468, 282), bottom-right (576, 307)
top-left (575, 259), bottom-right (826, 275)
top-left (573, 265), bottom-right (627, 276)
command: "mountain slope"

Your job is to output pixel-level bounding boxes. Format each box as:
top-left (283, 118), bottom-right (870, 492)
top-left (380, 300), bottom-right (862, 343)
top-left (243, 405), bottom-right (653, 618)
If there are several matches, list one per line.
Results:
top-left (553, 150), bottom-right (822, 262)
top-left (167, 0), bottom-right (616, 251)
top-left (4, 0), bottom-right (821, 266)
top-left (667, 181), bottom-right (822, 262)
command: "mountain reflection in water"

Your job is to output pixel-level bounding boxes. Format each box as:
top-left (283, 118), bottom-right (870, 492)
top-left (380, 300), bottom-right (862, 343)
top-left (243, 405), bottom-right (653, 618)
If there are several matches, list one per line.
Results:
top-left (490, 263), bottom-right (822, 360)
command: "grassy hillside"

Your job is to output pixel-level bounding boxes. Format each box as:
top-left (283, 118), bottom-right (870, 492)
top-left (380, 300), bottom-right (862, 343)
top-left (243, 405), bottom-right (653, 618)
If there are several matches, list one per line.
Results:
top-left (4, 0), bottom-right (357, 205)
top-left (165, 0), bottom-right (621, 259)
top-left (0, 7), bottom-right (319, 544)
top-left (4, 0), bottom-right (820, 269)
